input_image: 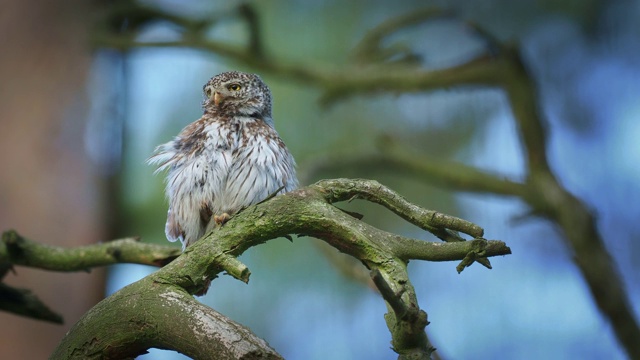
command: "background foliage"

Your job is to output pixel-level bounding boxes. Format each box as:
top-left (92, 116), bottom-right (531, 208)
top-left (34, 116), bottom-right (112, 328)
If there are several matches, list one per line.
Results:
top-left (1, 0), bottom-right (639, 359)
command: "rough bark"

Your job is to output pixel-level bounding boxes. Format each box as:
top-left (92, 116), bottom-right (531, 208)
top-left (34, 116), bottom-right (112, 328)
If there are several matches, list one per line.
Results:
top-left (54, 282), bottom-right (281, 360)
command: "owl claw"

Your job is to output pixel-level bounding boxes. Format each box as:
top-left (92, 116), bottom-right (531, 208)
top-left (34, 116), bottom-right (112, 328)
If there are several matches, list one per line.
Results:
top-left (214, 213), bottom-right (231, 226)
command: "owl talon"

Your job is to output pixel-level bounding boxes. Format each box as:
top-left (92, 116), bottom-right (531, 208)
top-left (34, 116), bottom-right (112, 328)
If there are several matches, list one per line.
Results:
top-left (214, 213), bottom-right (231, 226)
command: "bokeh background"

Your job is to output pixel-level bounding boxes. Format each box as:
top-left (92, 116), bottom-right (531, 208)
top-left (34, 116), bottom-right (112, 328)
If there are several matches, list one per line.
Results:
top-left (1, 0), bottom-right (639, 359)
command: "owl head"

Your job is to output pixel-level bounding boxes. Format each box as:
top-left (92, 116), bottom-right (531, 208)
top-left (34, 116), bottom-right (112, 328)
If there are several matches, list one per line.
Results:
top-left (202, 71), bottom-right (273, 120)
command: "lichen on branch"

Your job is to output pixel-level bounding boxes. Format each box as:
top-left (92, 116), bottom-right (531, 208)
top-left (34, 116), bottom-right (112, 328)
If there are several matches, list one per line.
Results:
top-left (46, 178), bottom-right (510, 360)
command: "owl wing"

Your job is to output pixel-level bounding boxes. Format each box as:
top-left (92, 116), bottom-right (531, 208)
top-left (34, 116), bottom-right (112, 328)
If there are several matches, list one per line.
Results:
top-left (148, 139), bottom-right (185, 246)
top-left (149, 117), bottom-right (233, 249)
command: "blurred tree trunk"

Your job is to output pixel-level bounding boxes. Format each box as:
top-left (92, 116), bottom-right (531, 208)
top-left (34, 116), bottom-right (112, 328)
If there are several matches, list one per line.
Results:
top-left (0, 1), bottom-right (105, 358)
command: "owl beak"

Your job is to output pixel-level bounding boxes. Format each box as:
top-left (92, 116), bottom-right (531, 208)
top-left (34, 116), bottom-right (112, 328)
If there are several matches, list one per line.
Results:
top-left (213, 91), bottom-right (223, 106)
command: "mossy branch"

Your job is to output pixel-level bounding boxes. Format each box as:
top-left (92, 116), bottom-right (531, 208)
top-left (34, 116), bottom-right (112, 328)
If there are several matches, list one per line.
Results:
top-left (0, 231), bottom-right (181, 271)
top-left (0, 231), bottom-right (181, 323)
top-left (48, 179), bottom-right (510, 360)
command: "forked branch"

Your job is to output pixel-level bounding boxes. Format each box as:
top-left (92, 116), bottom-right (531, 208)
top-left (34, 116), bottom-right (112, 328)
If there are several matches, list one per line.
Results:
top-left (48, 179), bottom-right (510, 360)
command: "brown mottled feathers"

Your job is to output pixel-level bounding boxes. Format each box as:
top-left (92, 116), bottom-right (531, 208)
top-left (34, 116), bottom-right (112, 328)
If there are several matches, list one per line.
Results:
top-left (149, 71), bottom-right (298, 249)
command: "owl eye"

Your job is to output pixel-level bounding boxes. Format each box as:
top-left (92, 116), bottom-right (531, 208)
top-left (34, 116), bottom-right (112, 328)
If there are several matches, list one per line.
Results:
top-left (204, 86), bottom-right (213, 98)
top-left (227, 83), bottom-right (242, 91)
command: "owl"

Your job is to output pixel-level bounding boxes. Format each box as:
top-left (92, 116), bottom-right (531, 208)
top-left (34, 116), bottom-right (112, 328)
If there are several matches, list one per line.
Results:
top-left (149, 71), bottom-right (298, 250)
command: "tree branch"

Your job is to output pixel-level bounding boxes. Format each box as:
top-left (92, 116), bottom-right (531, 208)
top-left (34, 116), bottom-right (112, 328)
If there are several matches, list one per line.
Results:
top-left (305, 149), bottom-right (528, 199)
top-left (350, 7), bottom-right (447, 65)
top-left (0, 230), bottom-right (181, 324)
top-left (0, 230), bottom-right (180, 271)
top-left (54, 285), bottom-right (282, 360)
top-left (49, 179), bottom-right (510, 359)
top-left (316, 178), bottom-right (484, 238)
top-left (489, 41), bottom-right (640, 358)
top-left (0, 283), bottom-right (63, 324)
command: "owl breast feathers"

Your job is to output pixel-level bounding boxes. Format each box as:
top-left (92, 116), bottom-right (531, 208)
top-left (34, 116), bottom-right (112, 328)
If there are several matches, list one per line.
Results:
top-left (149, 71), bottom-right (298, 249)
